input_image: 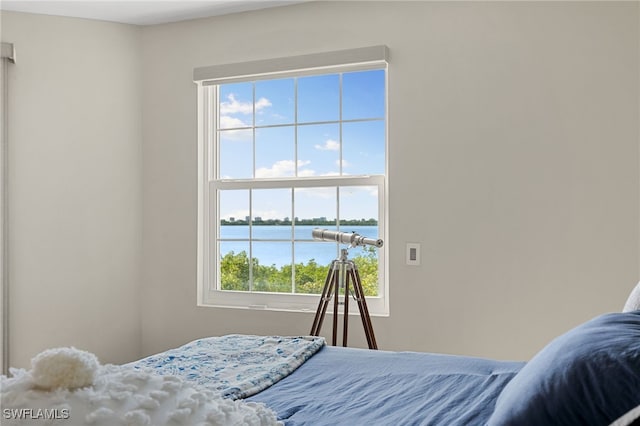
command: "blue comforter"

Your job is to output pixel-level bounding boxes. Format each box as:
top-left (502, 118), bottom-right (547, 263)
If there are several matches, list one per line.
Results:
top-left (248, 346), bottom-right (524, 425)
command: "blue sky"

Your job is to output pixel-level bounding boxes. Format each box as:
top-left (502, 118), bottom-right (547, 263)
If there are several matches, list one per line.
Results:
top-left (217, 69), bottom-right (385, 222)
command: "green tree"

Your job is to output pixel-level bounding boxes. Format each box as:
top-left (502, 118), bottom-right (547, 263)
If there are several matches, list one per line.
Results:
top-left (220, 250), bottom-right (250, 291)
top-left (254, 260), bottom-right (291, 293)
top-left (295, 259), bottom-right (327, 294)
top-left (220, 248), bottom-right (380, 296)
top-left (351, 246), bottom-right (379, 296)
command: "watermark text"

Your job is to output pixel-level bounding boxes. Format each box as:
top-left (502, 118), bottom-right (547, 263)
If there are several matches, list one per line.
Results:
top-left (3, 408), bottom-right (70, 421)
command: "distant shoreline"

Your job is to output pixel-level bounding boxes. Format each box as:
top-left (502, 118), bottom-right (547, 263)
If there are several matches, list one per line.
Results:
top-left (220, 219), bottom-right (378, 226)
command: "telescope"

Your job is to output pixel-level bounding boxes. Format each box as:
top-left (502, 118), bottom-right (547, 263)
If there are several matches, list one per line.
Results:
top-left (312, 228), bottom-right (383, 248)
top-left (310, 227), bottom-right (382, 349)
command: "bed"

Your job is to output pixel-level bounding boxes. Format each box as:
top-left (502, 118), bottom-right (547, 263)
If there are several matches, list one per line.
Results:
top-left (249, 344), bottom-right (523, 425)
top-left (3, 310), bottom-right (640, 425)
top-left (247, 309), bottom-right (640, 426)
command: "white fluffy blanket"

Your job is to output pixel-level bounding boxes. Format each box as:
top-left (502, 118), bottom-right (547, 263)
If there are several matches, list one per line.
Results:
top-left (1, 347), bottom-right (280, 426)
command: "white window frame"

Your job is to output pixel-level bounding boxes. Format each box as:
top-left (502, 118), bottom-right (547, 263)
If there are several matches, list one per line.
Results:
top-left (195, 47), bottom-right (389, 316)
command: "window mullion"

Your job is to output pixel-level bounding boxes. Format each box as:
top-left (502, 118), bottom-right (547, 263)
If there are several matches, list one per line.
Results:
top-left (339, 73), bottom-right (343, 176)
top-left (337, 73), bottom-right (343, 233)
top-left (294, 77), bottom-right (299, 177)
top-left (210, 87), bottom-right (218, 292)
top-left (292, 76), bottom-right (298, 294)
top-left (250, 83), bottom-right (256, 292)
top-left (248, 188), bottom-right (254, 292)
top-left (290, 188), bottom-right (295, 294)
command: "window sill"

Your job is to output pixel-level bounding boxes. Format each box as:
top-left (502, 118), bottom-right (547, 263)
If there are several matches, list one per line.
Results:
top-left (197, 295), bottom-right (389, 317)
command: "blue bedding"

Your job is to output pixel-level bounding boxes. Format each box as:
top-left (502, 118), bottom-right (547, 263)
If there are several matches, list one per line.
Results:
top-left (129, 335), bottom-right (324, 399)
top-left (248, 345), bottom-right (524, 425)
top-left (126, 312), bottom-right (640, 425)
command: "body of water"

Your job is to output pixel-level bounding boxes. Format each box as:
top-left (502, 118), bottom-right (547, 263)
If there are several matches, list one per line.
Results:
top-left (219, 225), bottom-right (379, 267)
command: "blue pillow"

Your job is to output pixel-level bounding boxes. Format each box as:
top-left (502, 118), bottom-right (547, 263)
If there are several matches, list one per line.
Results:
top-left (488, 311), bottom-right (640, 426)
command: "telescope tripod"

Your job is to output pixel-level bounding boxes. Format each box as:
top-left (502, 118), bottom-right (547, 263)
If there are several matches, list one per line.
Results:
top-left (310, 249), bottom-right (378, 349)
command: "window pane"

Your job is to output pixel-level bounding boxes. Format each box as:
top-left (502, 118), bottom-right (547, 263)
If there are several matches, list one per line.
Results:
top-left (342, 70), bottom-right (385, 120)
top-left (255, 78), bottom-right (294, 126)
top-left (295, 241), bottom-right (339, 266)
top-left (339, 186), bottom-right (379, 232)
top-left (294, 222), bottom-right (338, 241)
top-left (351, 246), bottom-right (380, 297)
top-left (256, 126), bottom-right (295, 178)
top-left (219, 190), bottom-right (249, 239)
top-left (339, 186), bottom-right (380, 297)
top-left (253, 220), bottom-right (292, 240)
top-left (219, 129), bottom-right (253, 179)
top-left (294, 242), bottom-right (337, 294)
top-left (252, 242), bottom-right (292, 293)
top-left (252, 188), bottom-right (292, 240)
top-left (297, 124), bottom-right (340, 177)
top-left (297, 74), bottom-right (339, 123)
top-left (293, 187), bottom-right (337, 233)
top-left (342, 120), bottom-right (385, 176)
top-left (219, 242), bottom-right (250, 291)
top-left (219, 82), bottom-right (253, 129)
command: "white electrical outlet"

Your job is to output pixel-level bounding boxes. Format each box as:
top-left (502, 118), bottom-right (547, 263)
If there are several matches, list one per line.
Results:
top-left (406, 243), bottom-right (421, 266)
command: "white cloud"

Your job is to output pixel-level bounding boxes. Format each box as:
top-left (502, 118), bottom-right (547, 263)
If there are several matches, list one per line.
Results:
top-left (298, 169), bottom-right (318, 177)
top-left (336, 159), bottom-right (351, 169)
top-left (295, 186), bottom-right (336, 199)
top-left (255, 160), bottom-right (312, 178)
top-left (219, 126), bottom-right (252, 142)
top-left (218, 94), bottom-right (272, 139)
top-left (255, 98), bottom-right (272, 113)
top-left (250, 158), bottom-right (347, 179)
top-left (219, 115), bottom-right (249, 129)
top-left (220, 94), bottom-right (271, 115)
top-left (314, 139), bottom-right (340, 151)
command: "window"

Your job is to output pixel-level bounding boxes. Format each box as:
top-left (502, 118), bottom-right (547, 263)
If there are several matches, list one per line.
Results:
top-left (196, 47), bottom-right (389, 315)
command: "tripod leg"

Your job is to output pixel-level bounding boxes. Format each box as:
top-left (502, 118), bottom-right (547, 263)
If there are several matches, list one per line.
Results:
top-left (343, 269), bottom-right (349, 347)
top-left (310, 262), bottom-right (336, 336)
top-left (349, 266), bottom-right (378, 350)
top-left (332, 266), bottom-right (340, 346)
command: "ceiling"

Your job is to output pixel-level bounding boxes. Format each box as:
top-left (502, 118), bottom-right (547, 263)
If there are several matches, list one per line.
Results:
top-left (0, 0), bottom-right (310, 26)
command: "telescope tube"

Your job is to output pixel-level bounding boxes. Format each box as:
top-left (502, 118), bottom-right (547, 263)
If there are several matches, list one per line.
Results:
top-left (312, 228), bottom-right (383, 248)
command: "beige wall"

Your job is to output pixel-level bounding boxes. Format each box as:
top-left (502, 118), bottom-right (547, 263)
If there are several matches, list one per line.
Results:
top-left (1, 12), bottom-right (142, 367)
top-left (140, 1), bottom-right (639, 360)
top-left (1, 1), bottom-right (638, 368)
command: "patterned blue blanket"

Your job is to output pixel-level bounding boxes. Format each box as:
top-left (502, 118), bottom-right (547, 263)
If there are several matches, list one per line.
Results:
top-left (131, 335), bottom-right (325, 399)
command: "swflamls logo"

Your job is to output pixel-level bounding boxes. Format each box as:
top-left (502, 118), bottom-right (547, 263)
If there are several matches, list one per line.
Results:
top-left (2, 408), bottom-right (70, 420)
